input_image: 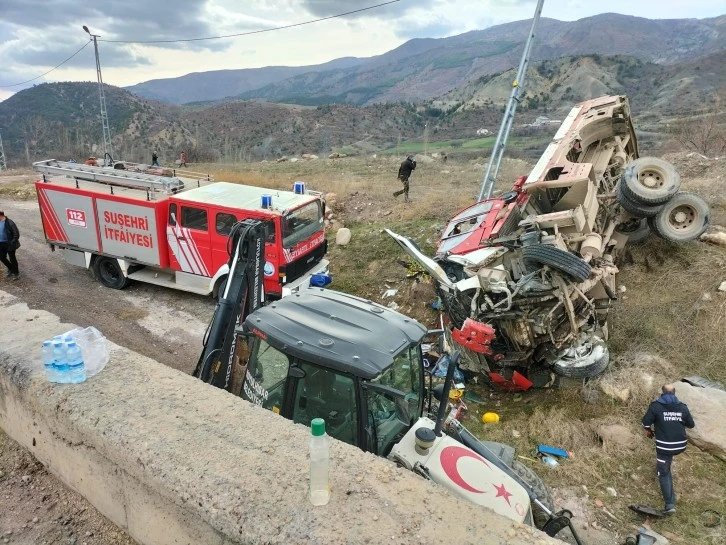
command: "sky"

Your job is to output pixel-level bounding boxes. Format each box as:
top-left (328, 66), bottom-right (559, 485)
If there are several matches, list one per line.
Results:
top-left (1, 0), bottom-right (724, 101)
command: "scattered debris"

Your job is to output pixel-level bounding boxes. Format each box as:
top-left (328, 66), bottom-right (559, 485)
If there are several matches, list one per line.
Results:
top-left (605, 487), bottom-right (617, 497)
top-left (719, 281), bottom-right (726, 292)
top-left (537, 445), bottom-right (572, 459)
top-left (382, 289), bottom-right (398, 298)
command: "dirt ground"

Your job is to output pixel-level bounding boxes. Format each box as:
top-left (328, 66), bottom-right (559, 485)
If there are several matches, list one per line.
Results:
top-left (0, 430), bottom-right (135, 545)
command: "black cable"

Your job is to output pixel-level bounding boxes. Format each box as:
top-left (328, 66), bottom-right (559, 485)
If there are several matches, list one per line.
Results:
top-left (100, 0), bottom-right (402, 44)
top-left (1, 41), bottom-right (91, 88)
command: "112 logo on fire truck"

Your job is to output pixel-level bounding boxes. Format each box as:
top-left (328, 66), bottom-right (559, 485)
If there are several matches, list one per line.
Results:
top-left (66, 209), bottom-right (87, 228)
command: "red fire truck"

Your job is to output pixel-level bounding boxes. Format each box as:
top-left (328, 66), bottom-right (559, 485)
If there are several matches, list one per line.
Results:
top-left (32, 159), bottom-right (329, 298)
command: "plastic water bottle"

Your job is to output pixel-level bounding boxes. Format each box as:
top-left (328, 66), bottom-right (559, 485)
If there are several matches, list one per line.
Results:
top-left (309, 418), bottom-right (330, 506)
top-left (52, 341), bottom-right (68, 383)
top-left (42, 340), bottom-right (57, 382)
top-left (65, 342), bottom-right (87, 384)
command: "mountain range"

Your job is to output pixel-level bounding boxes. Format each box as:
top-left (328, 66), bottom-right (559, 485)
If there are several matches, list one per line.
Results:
top-left (126, 13), bottom-right (726, 106)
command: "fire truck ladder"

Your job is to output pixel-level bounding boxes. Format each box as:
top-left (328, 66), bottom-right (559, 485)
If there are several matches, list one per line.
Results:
top-left (32, 159), bottom-right (185, 195)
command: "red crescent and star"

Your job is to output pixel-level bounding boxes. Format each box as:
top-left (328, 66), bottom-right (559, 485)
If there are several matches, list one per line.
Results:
top-left (439, 445), bottom-right (514, 506)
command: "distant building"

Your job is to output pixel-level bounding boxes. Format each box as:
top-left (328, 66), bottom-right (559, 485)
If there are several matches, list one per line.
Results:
top-left (476, 128), bottom-right (491, 136)
top-left (523, 116), bottom-right (562, 128)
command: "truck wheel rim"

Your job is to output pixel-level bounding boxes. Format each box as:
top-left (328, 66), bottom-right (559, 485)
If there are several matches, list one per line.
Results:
top-left (639, 167), bottom-right (664, 188)
top-left (668, 204), bottom-right (696, 231)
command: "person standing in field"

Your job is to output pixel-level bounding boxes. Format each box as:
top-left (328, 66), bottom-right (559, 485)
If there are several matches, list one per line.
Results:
top-left (393, 155), bottom-right (416, 202)
top-left (152, 151), bottom-right (160, 166)
top-left (642, 384), bottom-right (695, 514)
top-left (179, 151), bottom-right (188, 168)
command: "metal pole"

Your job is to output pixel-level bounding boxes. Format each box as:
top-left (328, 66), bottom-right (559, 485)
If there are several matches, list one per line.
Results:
top-left (85, 27), bottom-right (113, 165)
top-left (0, 129), bottom-right (7, 171)
top-left (477, 0), bottom-right (545, 201)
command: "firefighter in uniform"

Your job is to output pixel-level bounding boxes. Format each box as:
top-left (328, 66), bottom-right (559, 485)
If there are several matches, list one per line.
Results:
top-left (642, 384), bottom-right (695, 514)
top-left (393, 155), bottom-right (416, 202)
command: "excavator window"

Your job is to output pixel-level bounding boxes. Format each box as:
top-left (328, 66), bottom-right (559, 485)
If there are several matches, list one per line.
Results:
top-left (243, 339), bottom-right (291, 412)
top-left (291, 362), bottom-right (358, 446)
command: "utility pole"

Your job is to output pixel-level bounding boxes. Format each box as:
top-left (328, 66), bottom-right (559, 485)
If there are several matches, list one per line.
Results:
top-left (478, 0), bottom-right (545, 201)
top-left (423, 123), bottom-right (429, 156)
top-left (0, 129), bottom-right (7, 171)
top-left (83, 25), bottom-right (114, 165)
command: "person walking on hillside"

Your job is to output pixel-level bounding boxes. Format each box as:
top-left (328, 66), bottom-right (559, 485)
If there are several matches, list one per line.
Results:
top-left (151, 151), bottom-right (160, 166)
top-left (393, 155), bottom-right (416, 202)
top-left (179, 151), bottom-right (188, 168)
top-left (0, 210), bottom-right (21, 280)
top-left (642, 384), bottom-right (695, 514)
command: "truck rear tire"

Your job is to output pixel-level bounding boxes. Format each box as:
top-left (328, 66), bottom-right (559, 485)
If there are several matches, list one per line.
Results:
top-left (620, 157), bottom-right (680, 205)
top-left (617, 183), bottom-right (663, 218)
top-left (94, 257), bottom-right (130, 290)
top-left (647, 192), bottom-right (711, 242)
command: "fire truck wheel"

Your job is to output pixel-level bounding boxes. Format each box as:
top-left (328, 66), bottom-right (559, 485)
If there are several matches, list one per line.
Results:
top-left (94, 257), bottom-right (130, 290)
top-left (621, 157), bottom-right (680, 205)
top-left (551, 339), bottom-right (610, 379)
top-left (616, 183), bottom-right (663, 218)
top-left (511, 460), bottom-right (554, 529)
top-left (522, 244), bottom-right (592, 282)
top-left (647, 192), bottom-right (711, 242)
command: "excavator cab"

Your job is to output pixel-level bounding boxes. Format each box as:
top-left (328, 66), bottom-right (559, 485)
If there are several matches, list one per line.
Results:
top-left (238, 289), bottom-right (427, 455)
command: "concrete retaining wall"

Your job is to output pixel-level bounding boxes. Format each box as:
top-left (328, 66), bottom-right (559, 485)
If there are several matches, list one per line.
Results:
top-left (0, 290), bottom-right (563, 545)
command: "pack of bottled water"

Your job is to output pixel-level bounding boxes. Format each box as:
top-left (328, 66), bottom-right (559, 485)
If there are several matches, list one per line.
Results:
top-left (41, 334), bottom-right (87, 384)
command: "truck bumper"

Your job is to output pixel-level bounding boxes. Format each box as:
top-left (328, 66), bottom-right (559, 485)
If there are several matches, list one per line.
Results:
top-left (281, 259), bottom-right (330, 297)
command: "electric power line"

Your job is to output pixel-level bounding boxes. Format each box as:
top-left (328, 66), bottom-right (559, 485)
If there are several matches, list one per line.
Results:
top-left (100, 0), bottom-right (402, 44)
top-left (0, 41), bottom-right (91, 88)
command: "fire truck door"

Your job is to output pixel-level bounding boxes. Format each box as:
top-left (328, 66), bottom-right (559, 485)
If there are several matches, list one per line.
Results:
top-left (166, 203), bottom-right (213, 276)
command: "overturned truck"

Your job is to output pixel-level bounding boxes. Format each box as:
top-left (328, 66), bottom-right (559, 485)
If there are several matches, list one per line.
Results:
top-left (389, 95), bottom-right (711, 387)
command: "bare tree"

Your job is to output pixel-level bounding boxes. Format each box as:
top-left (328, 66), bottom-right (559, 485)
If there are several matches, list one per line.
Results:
top-left (22, 116), bottom-right (50, 163)
top-left (672, 110), bottom-right (726, 156)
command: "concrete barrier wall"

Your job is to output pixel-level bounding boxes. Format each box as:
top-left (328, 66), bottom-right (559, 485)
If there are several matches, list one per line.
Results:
top-left (0, 290), bottom-right (563, 545)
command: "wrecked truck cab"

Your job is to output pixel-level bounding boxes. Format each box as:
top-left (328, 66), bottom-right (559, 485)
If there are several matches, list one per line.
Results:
top-left (387, 95), bottom-right (711, 386)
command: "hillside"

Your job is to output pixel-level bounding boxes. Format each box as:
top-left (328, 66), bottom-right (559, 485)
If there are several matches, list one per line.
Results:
top-left (2, 45), bottom-right (724, 169)
top-left (127, 13), bottom-right (726, 106)
top-left (434, 51), bottom-right (726, 117)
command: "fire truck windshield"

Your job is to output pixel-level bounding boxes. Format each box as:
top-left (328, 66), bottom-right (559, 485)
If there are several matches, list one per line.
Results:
top-left (282, 201), bottom-right (323, 249)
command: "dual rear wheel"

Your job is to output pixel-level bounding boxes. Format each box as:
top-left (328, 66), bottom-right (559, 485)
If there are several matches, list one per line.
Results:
top-left (617, 157), bottom-right (710, 242)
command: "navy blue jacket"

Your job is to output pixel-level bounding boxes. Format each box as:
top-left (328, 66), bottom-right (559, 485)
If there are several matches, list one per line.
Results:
top-left (1, 217), bottom-right (20, 249)
top-left (642, 393), bottom-right (695, 457)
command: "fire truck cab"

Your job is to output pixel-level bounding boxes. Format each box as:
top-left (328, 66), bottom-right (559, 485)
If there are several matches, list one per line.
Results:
top-left (33, 160), bottom-right (329, 298)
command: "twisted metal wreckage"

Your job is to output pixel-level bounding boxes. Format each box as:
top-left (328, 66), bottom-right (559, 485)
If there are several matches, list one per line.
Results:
top-left (388, 94), bottom-right (711, 389)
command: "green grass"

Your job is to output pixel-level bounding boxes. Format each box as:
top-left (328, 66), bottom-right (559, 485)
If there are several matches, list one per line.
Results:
top-left (327, 219), bottom-right (438, 298)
